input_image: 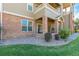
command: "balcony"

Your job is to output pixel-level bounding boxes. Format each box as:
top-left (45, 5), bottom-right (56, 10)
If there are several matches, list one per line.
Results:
top-left (63, 6), bottom-right (71, 15)
top-left (33, 3), bottom-right (61, 20)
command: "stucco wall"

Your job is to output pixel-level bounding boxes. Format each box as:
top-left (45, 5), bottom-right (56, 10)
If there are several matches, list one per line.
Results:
top-left (33, 8), bottom-right (45, 20)
top-left (63, 14), bottom-right (70, 29)
top-left (63, 13), bottom-right (74, 32)
top-left (2, 13), bottom-right (34, 39)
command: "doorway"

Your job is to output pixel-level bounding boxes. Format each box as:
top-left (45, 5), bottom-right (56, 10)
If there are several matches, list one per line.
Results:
top-left (37, 24), bottom-right (43, 33)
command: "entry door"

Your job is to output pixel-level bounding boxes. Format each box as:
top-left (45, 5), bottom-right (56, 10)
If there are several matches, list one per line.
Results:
top-left (37, 24), bottom-right (43, 33)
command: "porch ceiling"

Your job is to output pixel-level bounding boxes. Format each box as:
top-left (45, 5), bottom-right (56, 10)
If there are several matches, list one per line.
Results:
top-left (49, 3), bottom-right (60, 8)
top-left (48, 17), bottom-right (56, 21)
top-left (35, 18), bottom-right (42, 23)
top-left (35, 17), bottom-right (56, 22)
top-left (34, 3), bottom-right (71, 9)
top-left (63, 3), bottom-right (70, 9)
top-left (49, 3), bottom-right (70, 9)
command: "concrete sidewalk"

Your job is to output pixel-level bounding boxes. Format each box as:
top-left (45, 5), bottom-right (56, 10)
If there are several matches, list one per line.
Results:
top-left (67, 33), bottom-right (79, 40)
top-left (0, 33), bottom-right (79, 46)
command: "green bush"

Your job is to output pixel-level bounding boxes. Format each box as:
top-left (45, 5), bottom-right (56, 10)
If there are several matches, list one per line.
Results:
top-left (59, 28), bottom-right (70, 39)
top-left (44, 32), bottom-right (52, 42)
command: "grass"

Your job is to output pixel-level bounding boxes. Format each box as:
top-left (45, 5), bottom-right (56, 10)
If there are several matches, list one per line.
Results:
top-left (0, 36), bottom-right (79, 56)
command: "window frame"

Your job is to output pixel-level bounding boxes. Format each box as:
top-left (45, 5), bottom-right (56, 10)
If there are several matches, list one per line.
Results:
top-left (21, 19), bottom-right (32, 32)
top-left (28, 21), bottom-right (32, 31)
top-left (27, 3), bottom-right (33, 12)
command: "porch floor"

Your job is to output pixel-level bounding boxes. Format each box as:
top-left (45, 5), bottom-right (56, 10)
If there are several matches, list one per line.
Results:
top-left (0, 33), bottom-right (79, 46)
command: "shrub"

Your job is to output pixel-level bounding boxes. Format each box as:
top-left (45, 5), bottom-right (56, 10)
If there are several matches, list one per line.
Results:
top-left (59, 28), bottom-right (70, 39)
top-left (44, 32), bottom-right (52, 42)
top-left (75, 28), bottom-right (77, 33)
top-left (77, 29), bottom-right (79, 32)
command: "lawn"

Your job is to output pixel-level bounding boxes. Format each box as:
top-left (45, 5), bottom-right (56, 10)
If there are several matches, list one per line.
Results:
top-left (0, 36), bottom-right (79, 56)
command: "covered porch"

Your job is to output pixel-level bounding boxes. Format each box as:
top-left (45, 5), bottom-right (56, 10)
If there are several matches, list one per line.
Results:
top-left (34, 16), bottom-right (60, 36)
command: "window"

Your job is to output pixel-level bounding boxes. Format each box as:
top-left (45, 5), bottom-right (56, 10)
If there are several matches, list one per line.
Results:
top-left (28, 21), bottom-right (32, 31)
top-left (27, 3), bottom-right (33, 12)
top-left (21, 19), bottom-right (32, 32)
top-left (21, 19), bottom-right (28, 32)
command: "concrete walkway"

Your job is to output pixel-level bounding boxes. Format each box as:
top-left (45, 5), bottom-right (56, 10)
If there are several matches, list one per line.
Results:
top-left (0, 33), bottom-right (79, 46)
top-left (67, 33), bottom-right (79, 40)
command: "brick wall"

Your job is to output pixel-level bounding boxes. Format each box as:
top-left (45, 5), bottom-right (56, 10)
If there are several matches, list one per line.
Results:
top-left (2, 13), bottom-right (34, 39)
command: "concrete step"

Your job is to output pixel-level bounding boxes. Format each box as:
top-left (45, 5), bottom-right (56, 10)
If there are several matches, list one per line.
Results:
top-left (35, 34), bottom-right (44, 39)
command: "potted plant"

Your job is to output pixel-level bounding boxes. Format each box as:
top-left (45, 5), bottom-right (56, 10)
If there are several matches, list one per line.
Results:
top-left (55, 34), bottom-right (59, 40)
top-left (44, 32), bottom-right (52, 42)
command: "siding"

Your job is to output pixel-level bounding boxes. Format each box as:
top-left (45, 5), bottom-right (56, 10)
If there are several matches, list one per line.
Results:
top-left (3, 3), bottom-right (33, 18)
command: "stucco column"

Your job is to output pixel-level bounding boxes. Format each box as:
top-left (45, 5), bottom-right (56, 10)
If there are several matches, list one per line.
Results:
top-left (60, 4), bottom-right (64, 29)
top-left (42, 15), bottom-right (48, 34)
top-left (55, 20), bottom-right (59, 33)
top-left (70, 3), bottom-right (74, 33)
top-left (60, 4), bottom-right (63, 16)
top-left (61, 21), bottom-right (64, 29)
top-left (32, 20), bottom-right (36, 35)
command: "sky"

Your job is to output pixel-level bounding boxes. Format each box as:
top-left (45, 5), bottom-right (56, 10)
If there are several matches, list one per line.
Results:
top-left (74, 3), bottom-right (79, 19)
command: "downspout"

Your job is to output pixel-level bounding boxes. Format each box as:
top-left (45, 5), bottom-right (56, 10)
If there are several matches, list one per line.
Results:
top-left (0, 3), bottom-right (2, 44)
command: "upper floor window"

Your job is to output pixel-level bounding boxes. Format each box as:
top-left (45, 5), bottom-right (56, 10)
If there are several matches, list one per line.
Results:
top-left (27, 3), bottom-right (33, 12)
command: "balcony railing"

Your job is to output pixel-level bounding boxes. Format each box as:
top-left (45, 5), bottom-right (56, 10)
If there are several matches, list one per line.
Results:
top-left (34, 4), bottom-right (44, 14)
top-left (47, 4), bottom-right (61, 15)
top-left (33, 3), bottom-right (61, 19)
